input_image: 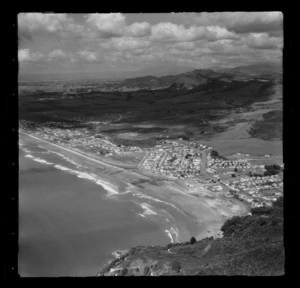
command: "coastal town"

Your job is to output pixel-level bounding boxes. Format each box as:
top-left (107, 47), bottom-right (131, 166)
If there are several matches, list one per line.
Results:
top-left (19, 119), bottom-right (283, 209)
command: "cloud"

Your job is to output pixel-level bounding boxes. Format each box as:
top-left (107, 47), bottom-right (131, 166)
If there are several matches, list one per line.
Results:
top-left (242, 33), bottom-right (283, 49)
top-left (85, 13), bottom-right (126, 37)
top-left (125, 22), bottom-right (151, 37)
top-left (150, 22), bottom-right (238, 42)
top-left (18, 49), bottom-right (44, 62)
top-left (194, 12), bottom-right (283, 34)
top-left (172, 42), bottom-right (196, 50)
top-left (77, 50), bottom-right (97, 62)
top-left (103, 37), bottom-right (151, 51)
top-left (48, 49), bottom-right (69, 60)
top-left (18, 13), bottom-right (284, 75)
top-left (206, 26), bottom-right (239, 40)
top-left (18, 13), bottom-right (72, 39)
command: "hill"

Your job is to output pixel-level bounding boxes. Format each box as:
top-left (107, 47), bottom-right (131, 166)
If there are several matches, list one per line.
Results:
top-left (98, 197), bottom-right (284, 276)
top-left (218, 62), bottom-right (282, 77)
top-left (114, 69), bottom-right (226, 91)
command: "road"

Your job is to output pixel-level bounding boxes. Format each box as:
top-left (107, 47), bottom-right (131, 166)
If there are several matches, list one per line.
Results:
top-left (19, 130), bottom-right (127, 170)
top-left (138, 151), bottom-right (149, 168)
top-left (157, 151), bottom-right (167, 168)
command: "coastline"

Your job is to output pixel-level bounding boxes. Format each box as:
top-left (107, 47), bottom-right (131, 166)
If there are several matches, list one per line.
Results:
top-left (19, 131), bottom-right (248, 245)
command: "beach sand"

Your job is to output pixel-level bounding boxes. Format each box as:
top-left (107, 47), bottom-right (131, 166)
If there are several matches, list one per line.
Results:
top-left (19, 131), bottom-right (249, 275)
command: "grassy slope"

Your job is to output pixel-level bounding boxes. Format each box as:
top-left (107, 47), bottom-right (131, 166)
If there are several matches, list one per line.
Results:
top-left (98, 197), bottom-right (284, 276)
top-left (248, 110), bottom-right (282, 140)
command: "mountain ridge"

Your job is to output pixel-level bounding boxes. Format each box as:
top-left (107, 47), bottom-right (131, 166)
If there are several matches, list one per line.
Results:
top-left (114, 63), bottom-right (282, 91)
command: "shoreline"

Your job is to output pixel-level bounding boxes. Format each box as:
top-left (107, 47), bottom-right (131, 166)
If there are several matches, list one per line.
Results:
top-left (19, 131), bottom-right (248, 244)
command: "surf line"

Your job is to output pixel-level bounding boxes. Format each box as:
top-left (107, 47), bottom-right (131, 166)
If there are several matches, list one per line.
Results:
top-left (19, 131), bottom-right (124, 172)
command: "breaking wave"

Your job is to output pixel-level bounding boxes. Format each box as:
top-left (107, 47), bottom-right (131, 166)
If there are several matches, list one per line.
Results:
top-left (164, 226), bottom-right (179, 243)
top-left (132, 191), bottom-right (187, 216)
top-left (140, 203), bottom-right (157, 216)
top-left (24, 154), bottom-right (54, 165)
top-left (53, 164), bottom-right (119, 196)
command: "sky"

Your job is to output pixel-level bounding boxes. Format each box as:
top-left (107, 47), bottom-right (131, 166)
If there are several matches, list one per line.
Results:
top-left (18, 12), bottom-right (283, 79)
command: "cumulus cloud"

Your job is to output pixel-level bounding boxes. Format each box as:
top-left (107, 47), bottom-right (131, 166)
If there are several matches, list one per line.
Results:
top-left (125, 22), bottom-right (151, 37)
top-left (85, 13), bottom-right (126, 37)
top-left (150, 22), bottom-right (238, 42)
top-left (18, 49), bottom-right (44, 62)
top-left (48, 49), bottom-right (69, 60)
top-left (18, 13), bottom-right (72, 40)
top-left (194, 12), bottom-right (283, 34)
top-left (18, 13), bottom-right (283, 74)
top-left (172, 42), bottom-right (196, 50)
top-left (242, 33), bottom-right (283, 49)
top-left (77, 50), bottom-right (97, 62)
top-left (206, 26), bottom-right (239, 40)
top-left (104, 37), bottom-right (151, 51)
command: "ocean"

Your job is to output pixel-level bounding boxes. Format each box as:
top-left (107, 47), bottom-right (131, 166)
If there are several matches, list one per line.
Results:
top-left (19, 141), bottom-right (173, 276)
top-left (18, 132), bottom-right (205, 277)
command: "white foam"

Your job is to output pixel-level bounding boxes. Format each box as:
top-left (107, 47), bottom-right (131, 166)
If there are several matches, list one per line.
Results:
top-left (95, 179), bottom-right (119, 195)
top-left (170, 227), bottom-right (179, 242)
top-left (54, 164), bottom-right (72, 171)
top-left (24, 153), bottom-right (54, 165)
top-left (140, 203), bottom-right (157, 216)
top-left (133, 192), bottom-right (187, 216)
top-left (32, 157), bottom-right (53, 165)
top-left (51, 164), bottom-right (120, 196)
top-left (25, 154), bottom-right (34, 159)
top-left (164, 229), bottom-right (174, 243)
top-left (76, 172), bottom-right (98, 181)
top-left (20, 147), bottom-right (31, 154)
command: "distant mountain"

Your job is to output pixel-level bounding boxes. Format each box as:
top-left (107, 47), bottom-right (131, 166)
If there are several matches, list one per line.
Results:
top-left (116, 69), bottom-right (225, 91)
top-left (111, 63), bottom-right (282, 92)
top-left (133, 64), bottom-right (194, 78)
top-left (216, 62), bottom-right (282, 76)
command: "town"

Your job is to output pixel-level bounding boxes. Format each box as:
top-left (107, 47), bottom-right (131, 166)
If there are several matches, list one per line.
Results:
top-left (19, 120), bottom-right (283, 209)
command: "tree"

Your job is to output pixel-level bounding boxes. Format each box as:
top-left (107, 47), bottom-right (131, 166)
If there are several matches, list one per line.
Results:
top-left (234, 167), bottom-right (238, 172)
top-left (190, 236), bottom-right (197, 244)
top-left (232, 173), bottom-right (236, 177)
top-left (264, 164), bottom-right (281, 175)
top-left (211, 150), bottom-right (219, 158)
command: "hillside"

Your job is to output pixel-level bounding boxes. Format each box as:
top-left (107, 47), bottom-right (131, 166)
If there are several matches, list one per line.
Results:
top-left (19, 62), bottom-right (282, 147)
top-left (113, 63), bottom-right (281, 91)
top-left (98, 197), bottom-right (284, 276)
top-left (218, 62), bottom-right (282, 77)
top-left (115, 69), bottom-right (226, 91)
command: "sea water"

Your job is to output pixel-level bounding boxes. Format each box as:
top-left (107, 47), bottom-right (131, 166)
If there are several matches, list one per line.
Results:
top-left (19, 133), bottom-right (202, 277)
top-left (19, 147), bottom-right (169, 277)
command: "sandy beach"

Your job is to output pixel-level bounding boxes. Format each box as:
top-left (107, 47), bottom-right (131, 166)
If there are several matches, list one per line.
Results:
top-left (19, 131), bottom-right (249, 245)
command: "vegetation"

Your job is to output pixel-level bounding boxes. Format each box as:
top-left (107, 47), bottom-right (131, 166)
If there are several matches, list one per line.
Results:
top-left (190, 237), bottom-right (197, 244)
top-left (99, 197), bottom-right (284, 276)
top-left (171, 261), bottom-right (181, 273)
top-left (248, 110), bottom-right (282, 140)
